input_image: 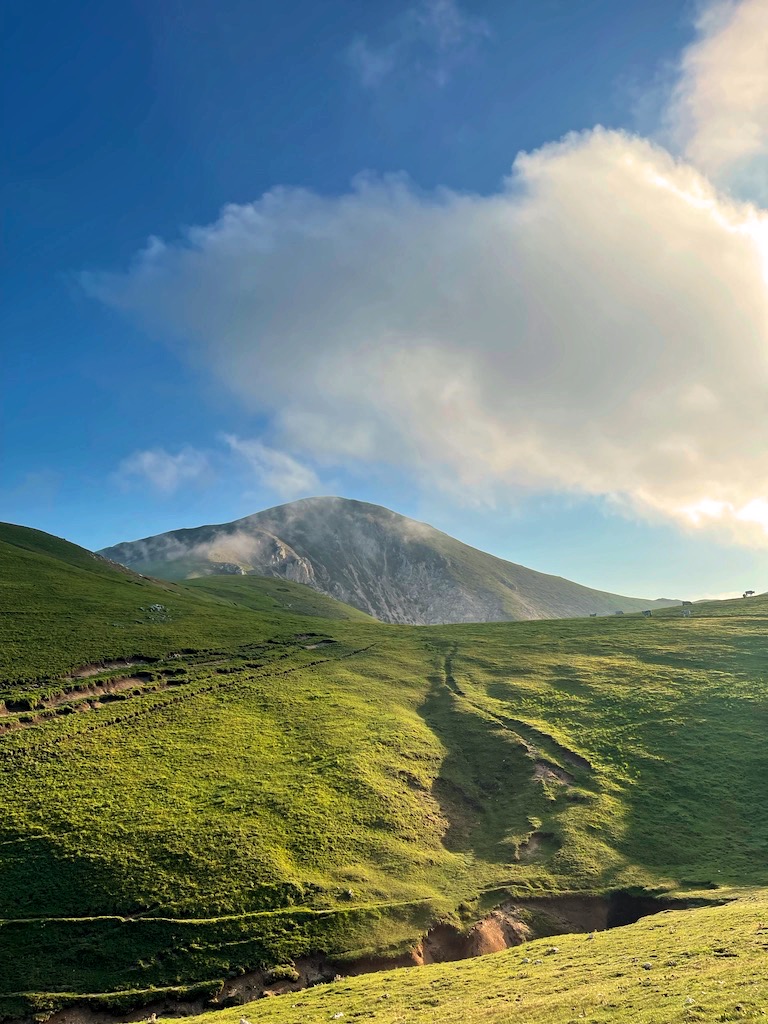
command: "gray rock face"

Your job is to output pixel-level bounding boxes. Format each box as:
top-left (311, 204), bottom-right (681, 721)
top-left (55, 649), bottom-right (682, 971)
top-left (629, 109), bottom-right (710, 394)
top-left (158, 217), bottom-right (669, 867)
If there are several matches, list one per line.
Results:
top-left (99, 497), bottom-right (678, 625)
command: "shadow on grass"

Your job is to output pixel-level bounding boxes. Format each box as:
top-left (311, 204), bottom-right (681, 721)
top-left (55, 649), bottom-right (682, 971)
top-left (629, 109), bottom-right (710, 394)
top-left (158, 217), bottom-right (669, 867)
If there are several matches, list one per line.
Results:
top-left (417, 671), bottom-right (553, 863)
top-left (611, 680), bottom-right (768, 891)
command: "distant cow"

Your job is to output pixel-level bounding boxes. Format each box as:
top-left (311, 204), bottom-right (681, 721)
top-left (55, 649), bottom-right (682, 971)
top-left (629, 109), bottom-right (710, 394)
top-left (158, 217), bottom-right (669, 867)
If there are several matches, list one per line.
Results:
top-left (682, 600), bottom-right (693, 607)
top-left (614, 610), bottom-right (624, 616)
top-left (642, 610), bottom-right (652, 617)
top-left (589, 612), bottom-right (597, 617)
top-left (744, 590), bottom-right (755, 598)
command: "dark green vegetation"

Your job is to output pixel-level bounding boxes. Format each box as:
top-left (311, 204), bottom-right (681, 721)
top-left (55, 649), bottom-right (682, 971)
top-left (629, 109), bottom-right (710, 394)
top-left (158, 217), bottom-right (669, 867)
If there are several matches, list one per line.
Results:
top-left (1, 522), bottom-right (767, 1022)
top-left (185, 574), bottom-right (372, 621)
top-left (99, 496), bottom-right (680, 624)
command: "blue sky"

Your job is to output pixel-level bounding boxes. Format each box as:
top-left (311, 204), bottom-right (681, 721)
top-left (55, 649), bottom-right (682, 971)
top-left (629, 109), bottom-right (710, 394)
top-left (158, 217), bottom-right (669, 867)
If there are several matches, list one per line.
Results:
top-left (5, 0), bottom-right (768, 600)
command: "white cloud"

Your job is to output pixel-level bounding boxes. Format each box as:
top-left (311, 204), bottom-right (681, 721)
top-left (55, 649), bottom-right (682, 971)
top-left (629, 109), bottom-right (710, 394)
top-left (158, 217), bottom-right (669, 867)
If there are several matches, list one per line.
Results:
top-left (114, 438), bottom-right (321, 502)
top-left (666, 0), bottom-right (768, 192)
top-left (347, 0), bottom-right (489, 88)
top-left (88, 1), bottom-right (768, 548)
top-left (347, 37), bottom-right (397, 90)
top-left (224, 436), bottom-right (320, 499)
top-left (117, 447), bottom-right (210, 495)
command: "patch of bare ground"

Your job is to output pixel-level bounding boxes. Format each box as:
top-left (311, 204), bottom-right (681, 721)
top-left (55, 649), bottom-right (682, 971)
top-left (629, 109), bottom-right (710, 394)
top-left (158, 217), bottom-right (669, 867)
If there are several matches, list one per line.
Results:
top-left (40, 954), bottom-right (414, 1024)
top-left (413, 912), bottom-right (531, 964)
top-left (43, 676), bottom-right (155, 708)
top-left (532, 760), bottom-right (574, 785)
top-left (67, 660), bottom-right (150, 680)
top-left (40, 917), bottom-right (530, 1024)
top-left (517, 830), bottom-right (559, 862)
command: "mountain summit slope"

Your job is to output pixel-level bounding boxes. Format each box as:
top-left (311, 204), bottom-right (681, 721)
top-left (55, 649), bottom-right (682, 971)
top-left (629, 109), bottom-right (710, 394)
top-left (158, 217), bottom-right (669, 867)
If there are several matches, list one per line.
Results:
top-left (100, 497), bottom-right (676, 624)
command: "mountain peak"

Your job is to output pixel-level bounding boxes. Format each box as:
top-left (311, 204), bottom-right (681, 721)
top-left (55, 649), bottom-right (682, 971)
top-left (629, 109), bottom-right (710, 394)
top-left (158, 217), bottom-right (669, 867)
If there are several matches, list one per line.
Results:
top-left (99, 498), bottom-right (678, 625)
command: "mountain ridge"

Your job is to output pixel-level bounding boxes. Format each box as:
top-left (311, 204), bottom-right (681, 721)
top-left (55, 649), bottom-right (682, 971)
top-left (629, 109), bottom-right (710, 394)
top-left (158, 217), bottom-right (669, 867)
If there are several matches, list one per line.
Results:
top-left (99, 496), bottom-right (679, 624)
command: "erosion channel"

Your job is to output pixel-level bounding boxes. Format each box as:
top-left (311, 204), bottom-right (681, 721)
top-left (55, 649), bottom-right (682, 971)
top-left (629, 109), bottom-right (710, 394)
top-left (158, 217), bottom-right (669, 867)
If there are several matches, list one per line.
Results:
top-left (42, 890), bottom-right (699, 1024)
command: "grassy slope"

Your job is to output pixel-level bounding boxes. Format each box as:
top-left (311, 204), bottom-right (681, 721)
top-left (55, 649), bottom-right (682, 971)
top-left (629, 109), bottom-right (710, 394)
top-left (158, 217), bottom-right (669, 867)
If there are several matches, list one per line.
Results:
top-left (2, 524), bottom-right (768, 1017)
top-left (188, 897), bottom-right (768, 1024)
top-left (184, 575), bottom-right (374, 621)
top-left (0, 523), bottom-right (368, 684)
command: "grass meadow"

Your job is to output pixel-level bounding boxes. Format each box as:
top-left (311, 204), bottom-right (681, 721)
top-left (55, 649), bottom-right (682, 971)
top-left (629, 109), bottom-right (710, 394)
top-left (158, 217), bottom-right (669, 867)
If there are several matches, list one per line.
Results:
top-left (2, 523), bottom-right (768, 1021)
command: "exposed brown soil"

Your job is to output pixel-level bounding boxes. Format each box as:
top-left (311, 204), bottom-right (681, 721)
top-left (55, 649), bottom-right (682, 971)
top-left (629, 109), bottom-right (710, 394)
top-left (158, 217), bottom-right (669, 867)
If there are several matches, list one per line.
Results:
top-left (0, 677), bottom-right (181, 735)
top-left (413, 910), bottom-right (531, 964)
top-left (40, 916), bottom-right (528, 1024)
top-left (44, 676), bottom-right (155, 708)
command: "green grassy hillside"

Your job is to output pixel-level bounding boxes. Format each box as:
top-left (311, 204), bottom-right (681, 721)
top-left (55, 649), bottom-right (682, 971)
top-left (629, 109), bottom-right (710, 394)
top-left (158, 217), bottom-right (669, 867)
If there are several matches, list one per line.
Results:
top-left (0, 523), bottom-right (370, 684)
top-left (185, 574), bottom-right (374, 621)
top-left (1, 524), bottom-right (767, 1020)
